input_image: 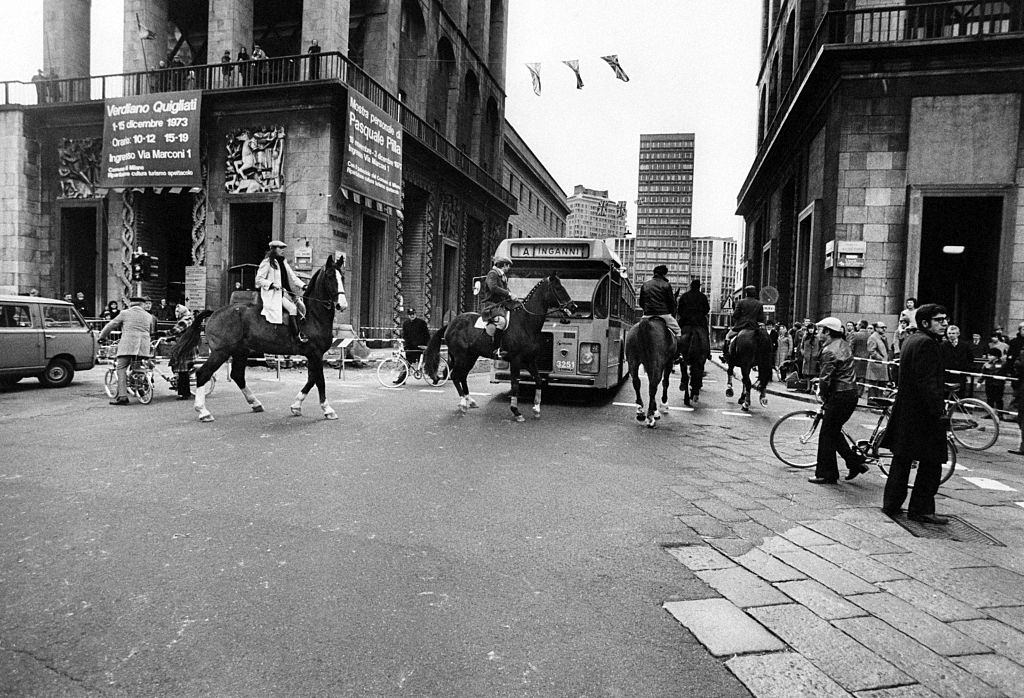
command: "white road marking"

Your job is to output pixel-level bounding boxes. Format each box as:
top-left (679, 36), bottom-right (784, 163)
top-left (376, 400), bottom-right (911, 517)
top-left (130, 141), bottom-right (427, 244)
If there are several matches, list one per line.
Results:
top-left (961, 476), bottom-right (1018, 492)
top-left (612, 401), bottom-right (693, 412)
top-left (1016, 502), bottom-right (1024, 509)
top-left (721, 411), bottom-right (753, 418)
top-left (469, 392), bottom-right (490, 396)
top-left (419, 389), bottom-right (445, 393)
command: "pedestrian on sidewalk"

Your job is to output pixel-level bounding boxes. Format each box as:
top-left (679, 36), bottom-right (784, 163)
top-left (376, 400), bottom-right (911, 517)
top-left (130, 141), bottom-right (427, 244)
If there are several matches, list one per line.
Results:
top-left (809, 317), bottom-right (867, 485)
top-left (881, 303), bottom-right (952, 524)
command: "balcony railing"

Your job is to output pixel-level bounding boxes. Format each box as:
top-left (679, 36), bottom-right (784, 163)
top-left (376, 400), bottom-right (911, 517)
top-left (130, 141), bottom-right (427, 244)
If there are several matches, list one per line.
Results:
top-left (757, 1), bottom-right (1024, 167)
top-left (0, 51), bottom-right (516, 210)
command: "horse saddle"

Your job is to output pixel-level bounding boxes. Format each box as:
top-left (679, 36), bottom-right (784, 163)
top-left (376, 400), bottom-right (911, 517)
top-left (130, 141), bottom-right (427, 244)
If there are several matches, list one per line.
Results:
top-left (475, 311), bottom-right (509, 331)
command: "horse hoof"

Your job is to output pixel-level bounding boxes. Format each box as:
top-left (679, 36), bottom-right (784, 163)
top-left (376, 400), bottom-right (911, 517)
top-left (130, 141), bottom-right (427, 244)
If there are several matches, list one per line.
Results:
top-left (324, 411), bottom-right (338, 420)
top-left (635, 412), bottom-right (645, 422)
top-left (725, 387), bottom-right (734, 397)
top-left (198, 413), bottom-right (214, 423)
top-left (742, 404), bottom-right (750, 412)
top-left (468, 400), bottom-right (479, 409)
top-left (646, 418), bottom-right (657, 428)
top-left (290, 407), bottom-right (302, 417)
top-left (515, 414), bottom-right (525, 423)
top-left (684, 397), bottom-right (691, 407)
top-left (760, 397), bottom-right (769, 407)
top-left (251, 404), bottom-right (264, 413)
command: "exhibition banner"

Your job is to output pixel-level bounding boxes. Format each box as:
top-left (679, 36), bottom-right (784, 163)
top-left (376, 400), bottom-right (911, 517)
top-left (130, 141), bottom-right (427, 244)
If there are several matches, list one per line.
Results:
top-left (341, 91), bottom-right (402, 210)
top-left (99, 90), bottom-right (203, 188)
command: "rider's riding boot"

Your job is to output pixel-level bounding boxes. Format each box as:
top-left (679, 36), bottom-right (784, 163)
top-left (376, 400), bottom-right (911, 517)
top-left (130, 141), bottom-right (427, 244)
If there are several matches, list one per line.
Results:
top-left (290, 315), bottom-right (309, 343)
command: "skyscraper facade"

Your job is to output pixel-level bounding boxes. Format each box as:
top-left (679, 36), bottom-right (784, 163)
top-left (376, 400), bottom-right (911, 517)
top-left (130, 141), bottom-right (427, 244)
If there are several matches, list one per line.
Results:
top-left (566, 185), bottom-right (628, 240)
top-left (635, 133), bottom-right (694, 288)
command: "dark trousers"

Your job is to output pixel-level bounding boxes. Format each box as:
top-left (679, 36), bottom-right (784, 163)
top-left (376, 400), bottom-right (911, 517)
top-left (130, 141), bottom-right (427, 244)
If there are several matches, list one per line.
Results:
top-left (815, 389), bottom-right (860, 480)
top-left (883, 454), bottom-right (943, 515)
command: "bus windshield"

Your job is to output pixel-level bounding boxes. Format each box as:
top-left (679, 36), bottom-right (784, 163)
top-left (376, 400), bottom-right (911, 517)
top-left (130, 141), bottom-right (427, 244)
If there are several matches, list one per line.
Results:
top-left (507, 266), bottom-right (605, 318)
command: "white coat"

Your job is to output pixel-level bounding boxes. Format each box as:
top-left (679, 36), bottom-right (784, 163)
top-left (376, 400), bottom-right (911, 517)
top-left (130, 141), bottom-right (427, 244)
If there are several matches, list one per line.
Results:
top-left (255, 256), bottom-right (304, 324)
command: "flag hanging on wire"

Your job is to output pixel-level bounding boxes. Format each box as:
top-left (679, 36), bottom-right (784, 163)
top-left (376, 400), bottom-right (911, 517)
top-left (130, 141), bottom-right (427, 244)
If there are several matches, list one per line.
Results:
top-left (562, 60), bottom-right (583, 89)
top-left (601, 55), bottom-right (630, 82)
top-left (526, 63), bottom-right (542, 96)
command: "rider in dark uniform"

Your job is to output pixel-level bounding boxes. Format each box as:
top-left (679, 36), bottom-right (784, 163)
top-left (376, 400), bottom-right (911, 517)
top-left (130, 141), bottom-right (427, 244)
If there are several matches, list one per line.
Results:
top-left (724, 285), bottom-right (769, 363)
top-left (481, 255), bottom-right (516, 359)
top-left (639, 264), bottom-right (682, 338)
top-left (676, 278), bottom-right (711, 360)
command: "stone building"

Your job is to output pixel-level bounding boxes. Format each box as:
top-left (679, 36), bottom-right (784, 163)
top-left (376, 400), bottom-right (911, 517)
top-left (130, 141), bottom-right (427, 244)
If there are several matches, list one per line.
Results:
top-left (0, 0), bottom-right (517, 336)
top-left (737, 1), bottom-right (1024, 334)
top-left (503, 122), bottom-right (569, 239)
top-left (566, 185), bottom-right (628, 240)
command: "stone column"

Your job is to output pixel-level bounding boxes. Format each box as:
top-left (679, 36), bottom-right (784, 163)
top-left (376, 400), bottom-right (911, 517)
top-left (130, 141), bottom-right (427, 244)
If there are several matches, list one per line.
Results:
top-left (487, 2), bottom-right (507, 89)
top-left (123, 0), bottom-right (170, 74)
top-left (42, 0), bottom-right (91, 79)
top-left (301, 0), bottom-right (349, 57)
top-left (207, 0), bottom-right (254, 70)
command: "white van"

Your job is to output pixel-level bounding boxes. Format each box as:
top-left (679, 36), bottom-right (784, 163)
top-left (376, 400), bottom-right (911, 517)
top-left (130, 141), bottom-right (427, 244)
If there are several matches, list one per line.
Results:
top-left (0, 294), bottom-right (96, 388)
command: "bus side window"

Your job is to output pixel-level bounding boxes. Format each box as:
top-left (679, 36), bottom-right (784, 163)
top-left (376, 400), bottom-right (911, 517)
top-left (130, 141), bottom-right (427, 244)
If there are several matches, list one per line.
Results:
top-left (610, 277), bottom-right (621, 319)
top-left (594, 277), bottom-right (609, 319)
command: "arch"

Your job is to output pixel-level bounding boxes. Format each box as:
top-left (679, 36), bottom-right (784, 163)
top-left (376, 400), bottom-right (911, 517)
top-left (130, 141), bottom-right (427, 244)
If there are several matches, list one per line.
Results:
top-left (399, 0), bottom-right (428, 109)
top-left (427, 36), bottom-right (457, 135)
top-left (479, 96), bottom-right (500, 174)
top-left (456, 69), bottom-right (480, 157)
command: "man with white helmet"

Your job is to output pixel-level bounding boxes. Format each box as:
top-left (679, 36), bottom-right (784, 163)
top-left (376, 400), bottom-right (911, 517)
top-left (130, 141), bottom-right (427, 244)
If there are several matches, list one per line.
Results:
top-left (808, 316), bottom-right (868, 484)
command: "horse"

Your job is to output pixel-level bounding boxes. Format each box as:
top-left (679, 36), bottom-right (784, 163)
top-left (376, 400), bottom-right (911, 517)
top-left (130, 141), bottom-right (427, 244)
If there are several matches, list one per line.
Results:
top-left (625, 318), bottom-right (677, 428)
top-left (170, 255), bottom-right (347, 422)
top-left (422, 274), bottom-right (574, 422)
top-left (725, 328), bottom-right (772, 412)
top-left (677, 324), bottom-right (706, 407)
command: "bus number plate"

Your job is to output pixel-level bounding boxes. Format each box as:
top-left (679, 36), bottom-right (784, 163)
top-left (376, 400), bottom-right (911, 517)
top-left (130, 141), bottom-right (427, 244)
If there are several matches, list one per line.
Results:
top-left (555, 360), bottom-right (575, 372)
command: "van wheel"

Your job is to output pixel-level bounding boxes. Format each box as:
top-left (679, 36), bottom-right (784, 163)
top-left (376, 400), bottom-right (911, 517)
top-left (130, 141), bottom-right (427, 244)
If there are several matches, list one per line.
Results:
top-left (40, 359), bottom-right (74, 388)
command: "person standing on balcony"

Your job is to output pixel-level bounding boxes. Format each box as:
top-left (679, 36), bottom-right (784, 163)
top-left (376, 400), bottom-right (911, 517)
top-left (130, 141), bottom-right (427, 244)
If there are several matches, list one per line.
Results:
top-left (252, 45), bottom-right (268, 84)
top-left (237, 46), bottom-right (250, 86)
top-left (308, 39), bottom-right (322, 80)
top-left (220, 49), bottom-right (233, 87)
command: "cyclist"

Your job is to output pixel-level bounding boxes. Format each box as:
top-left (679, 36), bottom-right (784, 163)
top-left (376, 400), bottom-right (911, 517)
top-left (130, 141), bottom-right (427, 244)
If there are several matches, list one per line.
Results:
top-left (394, 307), bottom-right (431, 385)
top-left (807, 317), bottom-right (867, 485)
top-left (97, 295), bottom-right (157, 406)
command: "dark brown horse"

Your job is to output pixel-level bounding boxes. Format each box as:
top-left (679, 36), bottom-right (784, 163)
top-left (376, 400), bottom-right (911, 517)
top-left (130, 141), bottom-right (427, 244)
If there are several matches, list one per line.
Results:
top-left (422, 274), bottom-right (574, 421)
top-left (725, 328), bottom-right (772, 412)
top-left (170, 256), bottom-right (347, 422)
top-left (677, 324), bottom-right (706, 407)
top-left (625, 317), bottom-right (676, 427)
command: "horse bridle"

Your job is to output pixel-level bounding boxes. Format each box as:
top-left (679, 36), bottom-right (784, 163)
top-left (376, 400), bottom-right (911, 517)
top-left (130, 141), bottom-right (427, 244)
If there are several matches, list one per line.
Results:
top-left (517, 279), bottom-right (576, 317)
top-left (289, 270), bottom-right (347, 309)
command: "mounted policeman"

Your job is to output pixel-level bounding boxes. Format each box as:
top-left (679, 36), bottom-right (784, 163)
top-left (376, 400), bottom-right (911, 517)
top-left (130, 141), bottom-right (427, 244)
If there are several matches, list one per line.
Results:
top-left (724, 284), bottom-right (770, 363)
top-left (255, 240), bottom-right (308, 342)
top-left (480, 254), bottom-right (519, 359)
top-left (639, 264), bottom-right (682, 349)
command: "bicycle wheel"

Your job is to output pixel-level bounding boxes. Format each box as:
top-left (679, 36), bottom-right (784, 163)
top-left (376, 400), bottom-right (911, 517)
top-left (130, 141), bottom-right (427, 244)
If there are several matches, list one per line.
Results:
top-left (875, 428), bottom-right (957, 485)
top-left (948, 397), bottom-right (999, 451)
top-left (769, 410), bottom-right (821, 468)
top-left (103, 368), bottom-right (117, 398)
top-left (376, 357), bottom-right (408, 387)
top-left (135, 373), bottom-right (154, 404)
top-left (423, 357), bottom-right (451, 387)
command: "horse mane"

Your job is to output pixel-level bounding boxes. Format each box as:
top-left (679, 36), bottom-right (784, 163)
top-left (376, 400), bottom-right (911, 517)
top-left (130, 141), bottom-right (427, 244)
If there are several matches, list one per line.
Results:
top-left (303, 268), bottom-right (322, 301)
top-left (520, 276), bottom-right (548, 307)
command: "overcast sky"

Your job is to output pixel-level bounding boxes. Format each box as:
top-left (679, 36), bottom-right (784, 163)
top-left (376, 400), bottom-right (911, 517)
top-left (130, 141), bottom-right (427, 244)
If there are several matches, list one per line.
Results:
top-left (0, 1), bottom-right (760, 238)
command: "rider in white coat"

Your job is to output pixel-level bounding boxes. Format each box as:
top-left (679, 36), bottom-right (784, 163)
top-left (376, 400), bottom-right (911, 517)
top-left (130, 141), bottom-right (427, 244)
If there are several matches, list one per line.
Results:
top-left (255, 240), bottom-right (308, 342)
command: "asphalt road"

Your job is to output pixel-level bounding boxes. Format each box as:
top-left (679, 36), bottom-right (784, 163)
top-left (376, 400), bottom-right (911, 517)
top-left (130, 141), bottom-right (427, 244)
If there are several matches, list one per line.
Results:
top-left (1, 365), bottom-right (759, 697)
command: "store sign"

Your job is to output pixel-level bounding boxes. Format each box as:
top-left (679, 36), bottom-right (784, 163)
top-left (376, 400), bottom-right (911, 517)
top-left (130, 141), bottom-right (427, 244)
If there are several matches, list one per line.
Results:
top-left (99, 91), bottom-right (202, 188)
top-left (341, 91), bottom-right (402, 209)
top-left (185, 265), bottom-right (206, 311)
top-left (510, 243), bottom-right (591, 259)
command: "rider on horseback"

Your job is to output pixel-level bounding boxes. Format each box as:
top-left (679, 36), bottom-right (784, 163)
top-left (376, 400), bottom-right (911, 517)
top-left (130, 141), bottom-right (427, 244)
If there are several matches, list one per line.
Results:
top-left (724, 285), bottom-right (769, 363)
top-left (481, 254), bottom-right (518, 359)
top-left (677, 278), bottom-right (711, 360)
top-left (639, 264), bottom-right (682, 342)
top-left (256, 240), bottom-right (308, 343)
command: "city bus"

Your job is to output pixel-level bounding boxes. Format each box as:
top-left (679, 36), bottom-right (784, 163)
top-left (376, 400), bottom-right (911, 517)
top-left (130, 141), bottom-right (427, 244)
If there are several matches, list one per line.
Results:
top-left (487, 237), bottom-right (637, 390)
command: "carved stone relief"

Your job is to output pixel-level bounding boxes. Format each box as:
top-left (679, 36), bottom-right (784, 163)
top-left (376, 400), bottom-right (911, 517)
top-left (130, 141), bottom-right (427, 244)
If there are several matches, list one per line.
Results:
top-left (225, 126), bottom-right (285, 193)
top-left (58, 138), bottom-right (102, 198)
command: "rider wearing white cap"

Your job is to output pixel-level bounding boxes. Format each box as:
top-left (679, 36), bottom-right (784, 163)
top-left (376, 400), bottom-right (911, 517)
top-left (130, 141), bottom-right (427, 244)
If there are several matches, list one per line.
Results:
top-left (255, 240), bottom-right (308, 342)
top-left (808, 316), bottom-right (867, 485)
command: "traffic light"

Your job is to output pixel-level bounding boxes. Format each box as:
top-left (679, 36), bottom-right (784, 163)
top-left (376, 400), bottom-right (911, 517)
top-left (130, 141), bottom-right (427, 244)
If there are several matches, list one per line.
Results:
top-left (131, 252), bottom-right (145, 282)
top-left (145, 255), bottom-right (159, 280)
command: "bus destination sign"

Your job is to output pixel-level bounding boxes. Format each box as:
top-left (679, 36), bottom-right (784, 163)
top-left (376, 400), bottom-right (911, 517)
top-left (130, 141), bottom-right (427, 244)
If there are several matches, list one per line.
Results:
top-left (509, 243), bottom-right (591, 259)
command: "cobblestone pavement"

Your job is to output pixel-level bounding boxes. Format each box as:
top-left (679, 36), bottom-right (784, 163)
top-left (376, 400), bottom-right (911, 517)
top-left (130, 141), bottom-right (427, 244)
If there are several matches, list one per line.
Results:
top-left (660, 359), bottom-right (1024, 697)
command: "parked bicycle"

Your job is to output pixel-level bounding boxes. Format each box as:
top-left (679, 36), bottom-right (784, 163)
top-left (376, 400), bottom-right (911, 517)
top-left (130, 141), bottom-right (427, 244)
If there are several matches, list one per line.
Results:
top-left (376, 339), bottom-right (450, 388)
top-left (943, 381), bottom-right (999, 451)
top-left (769, 391), bottom-right (957, 485)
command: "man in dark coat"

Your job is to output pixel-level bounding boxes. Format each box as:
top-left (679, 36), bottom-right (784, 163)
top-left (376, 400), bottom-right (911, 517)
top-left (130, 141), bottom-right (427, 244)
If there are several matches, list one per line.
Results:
top-left (676, 278), bottom-right (710, 360)
top-left (394, 307), bottom-right (432, 384)
top-left (850, 320), bottom-right (871, 395)
top-left (940, 324), bottom-right (972, 394)
top-left (307, 39), bottom-right (322, 79)
top-left (881, 303), bottom-right (952, 524)
top-left (481, 255), bottom-right (516, 358)
top-left (639, 265), bottom-right (681, 339)
top-left (724, 285), bottom-right (767, 363)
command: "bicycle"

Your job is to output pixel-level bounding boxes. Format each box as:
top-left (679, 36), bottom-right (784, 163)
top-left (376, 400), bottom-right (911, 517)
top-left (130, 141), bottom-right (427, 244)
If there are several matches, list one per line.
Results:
top-left (943, 381), bottom-right (999, 451)
top-left (102, 354), bottom-right (156, 404)
top-left (376, 339), bottom-right (450, 388)
top-left (769, 391), bottom-right (957, 485)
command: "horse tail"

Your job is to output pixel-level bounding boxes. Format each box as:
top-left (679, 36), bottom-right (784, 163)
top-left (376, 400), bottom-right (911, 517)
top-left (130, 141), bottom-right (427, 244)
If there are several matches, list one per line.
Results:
top-left (169, 309), bottom-right (213, 366)
top-left (422, 324), bottom-right (447, 377)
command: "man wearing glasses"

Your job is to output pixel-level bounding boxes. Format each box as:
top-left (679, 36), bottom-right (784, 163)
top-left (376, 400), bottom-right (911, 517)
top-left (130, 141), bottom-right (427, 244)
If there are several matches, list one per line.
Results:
top-left (880, 304), bottom-right (952, 524)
